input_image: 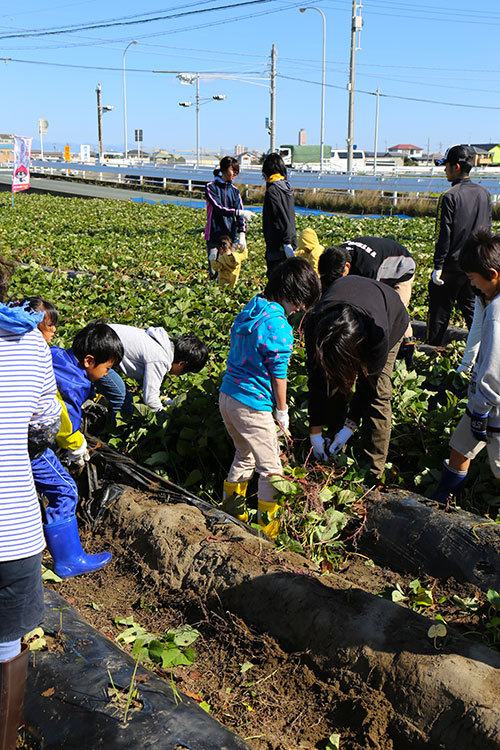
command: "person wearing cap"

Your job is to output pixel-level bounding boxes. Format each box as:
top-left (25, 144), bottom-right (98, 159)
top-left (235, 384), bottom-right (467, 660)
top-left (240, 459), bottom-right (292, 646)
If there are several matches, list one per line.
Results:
top-left (295, 228), bottom-right (324, 274)
top-left (317, 236), bottom-right (416, 361)
top-left (427, 144), bottom-right (491, 346)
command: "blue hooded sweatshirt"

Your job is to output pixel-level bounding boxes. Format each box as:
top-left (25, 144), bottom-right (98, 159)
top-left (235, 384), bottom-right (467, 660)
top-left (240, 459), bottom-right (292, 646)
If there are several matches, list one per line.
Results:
top-left (221, 295), bottom-right (293, 411)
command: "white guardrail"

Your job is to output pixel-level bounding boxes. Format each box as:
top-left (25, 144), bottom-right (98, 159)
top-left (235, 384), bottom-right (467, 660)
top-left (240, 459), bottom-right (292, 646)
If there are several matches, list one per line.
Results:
top-left (15, 160), bottom-right (500, 201)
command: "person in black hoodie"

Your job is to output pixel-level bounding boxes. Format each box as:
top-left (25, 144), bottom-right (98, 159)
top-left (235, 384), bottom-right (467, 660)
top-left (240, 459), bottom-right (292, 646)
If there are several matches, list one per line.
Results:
top-left (262, 153), bottom-right (297, 278)
top-left (305, 275), bottom-right (408, 478)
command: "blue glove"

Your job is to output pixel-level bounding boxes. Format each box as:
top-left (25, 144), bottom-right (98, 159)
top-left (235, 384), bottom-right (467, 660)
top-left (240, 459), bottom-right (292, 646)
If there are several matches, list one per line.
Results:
top-left (470, 412), bottom-right (488, 441)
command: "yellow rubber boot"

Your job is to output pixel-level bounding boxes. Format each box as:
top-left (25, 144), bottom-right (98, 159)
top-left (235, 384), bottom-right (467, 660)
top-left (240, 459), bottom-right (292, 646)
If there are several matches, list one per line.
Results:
top-left (257, 499), bottom-right (280, 539)
top-left (222, 480), bottom-right (248, 522)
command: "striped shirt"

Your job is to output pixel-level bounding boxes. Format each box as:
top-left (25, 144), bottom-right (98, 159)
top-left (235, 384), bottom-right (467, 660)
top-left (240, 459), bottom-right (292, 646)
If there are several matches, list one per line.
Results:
top-left (0, 327), bottom-right (61, 561)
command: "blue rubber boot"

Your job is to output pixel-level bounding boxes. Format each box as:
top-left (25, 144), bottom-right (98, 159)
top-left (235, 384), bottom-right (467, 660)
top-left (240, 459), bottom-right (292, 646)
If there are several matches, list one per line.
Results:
top-left (431, 460), bottom-right (467, 505)
top-left (43, 516), bottom-right (112, 578)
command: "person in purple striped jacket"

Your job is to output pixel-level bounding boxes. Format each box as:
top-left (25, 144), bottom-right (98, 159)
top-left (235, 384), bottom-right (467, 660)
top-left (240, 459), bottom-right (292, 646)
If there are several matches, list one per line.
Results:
top-left (204, 155), bottom-right (254, 281)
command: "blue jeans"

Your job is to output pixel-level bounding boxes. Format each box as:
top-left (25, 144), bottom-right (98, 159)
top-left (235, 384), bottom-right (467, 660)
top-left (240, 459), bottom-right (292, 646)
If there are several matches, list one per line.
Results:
top-left (95, 368), bottom-right (133, 416)
top-left (31, 448), bottom-right (78, 524)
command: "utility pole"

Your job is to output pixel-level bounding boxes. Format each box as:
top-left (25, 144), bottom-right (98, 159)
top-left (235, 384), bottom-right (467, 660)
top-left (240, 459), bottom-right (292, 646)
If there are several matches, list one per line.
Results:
top-left (373, 87), bottom-right (380, 175)
top-left (195, 73), bottom-right (200, 168)
top-left (270, 45), bottom-right (277, 153)
top-left (347, 0), bottom-right (362, 173)
top-left (96, 83), bottom-right (103, 161)
top-left (427, 136), bottom-right (430, 165)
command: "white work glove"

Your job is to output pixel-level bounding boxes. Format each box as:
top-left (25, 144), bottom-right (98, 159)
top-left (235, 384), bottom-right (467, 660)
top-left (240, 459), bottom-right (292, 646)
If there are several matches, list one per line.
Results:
top-left (456, 363), bottom-right (471, 375)
top-left (283, 244), bottom-right (295, 258)
top-left (431, 269), bottom-right (444, 286)
top-left (67, 437), bottom-right (90, 468)
top-left (310, 433), bottom-right (329, 462)
top-left (237, 233), bottom-right (247, 251)
top-left (329, 425), bottom-right (354, 456)
top-left (238, 209), bottom-right (255, 222)
top-left (275, 407), bottom-right (289, 434)
top-left (162, 397), bottom-right (174, 407)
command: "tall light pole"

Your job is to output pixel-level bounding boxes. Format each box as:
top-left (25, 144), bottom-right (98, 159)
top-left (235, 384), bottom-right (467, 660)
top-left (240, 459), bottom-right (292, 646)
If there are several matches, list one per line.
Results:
top-left (347, 0), bottom-right (362, 173)
top-left (178, 73), bottom-right (226, 168)
top-left (300, 7), bottom-right (326, 173)
top-left (96, 83), bottom-right (114, 161)
top-left (373, 87), bottom-right (380, 175)
top-left (122, 40), bottom-right (137, 160)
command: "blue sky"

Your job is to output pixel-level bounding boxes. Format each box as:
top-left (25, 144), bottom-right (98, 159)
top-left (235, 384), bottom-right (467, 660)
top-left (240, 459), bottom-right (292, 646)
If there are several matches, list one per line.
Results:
top-left (2, 0), bottom-right (500, 156)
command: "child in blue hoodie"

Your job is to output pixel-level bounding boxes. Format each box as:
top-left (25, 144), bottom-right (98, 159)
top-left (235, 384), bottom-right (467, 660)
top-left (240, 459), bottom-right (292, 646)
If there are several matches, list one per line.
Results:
top-left (219, 258), bottom-right (321, 537)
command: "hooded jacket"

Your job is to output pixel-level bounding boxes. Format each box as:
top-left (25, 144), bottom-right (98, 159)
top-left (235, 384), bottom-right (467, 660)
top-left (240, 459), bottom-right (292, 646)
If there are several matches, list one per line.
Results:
top-left (51, 347), bottom-right (92, 450)
top-left (467, 294), bottom-right (500, 428)
top-left (205, 175), bottom-right (245, 244)
top-left (296, 228), bottom-right (324, 274)
top-left (221, 295), bottom-right (293, 411)
top-left (262, 177), bottom-right (297, 261)
top-left (341, 236), bottom-right (415, 285)
top-left (109, 323), bottom-right (174, 412)
top-left (212, 247), bottom-right (248, 289)
top-left (0, 303), bottom-right (61, 561)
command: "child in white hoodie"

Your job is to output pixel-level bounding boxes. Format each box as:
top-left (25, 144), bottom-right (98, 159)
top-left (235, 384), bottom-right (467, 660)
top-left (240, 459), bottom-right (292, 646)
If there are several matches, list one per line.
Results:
top-left (95, 324), bottom-right (208, 414)
top-left (432, 229), bottom-right (500, 504)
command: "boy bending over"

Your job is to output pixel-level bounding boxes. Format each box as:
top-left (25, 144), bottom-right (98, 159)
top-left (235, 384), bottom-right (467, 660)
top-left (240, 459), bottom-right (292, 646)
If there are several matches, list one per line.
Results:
top-left (95, 325), bottom-right (208, 415)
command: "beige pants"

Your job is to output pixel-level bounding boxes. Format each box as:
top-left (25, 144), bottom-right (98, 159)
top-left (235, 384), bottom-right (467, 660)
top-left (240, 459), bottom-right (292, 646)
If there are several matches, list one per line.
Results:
top-left (393, 278), bottom-right (413, 338)
top-left (219, 392), bottom-right (282, 502)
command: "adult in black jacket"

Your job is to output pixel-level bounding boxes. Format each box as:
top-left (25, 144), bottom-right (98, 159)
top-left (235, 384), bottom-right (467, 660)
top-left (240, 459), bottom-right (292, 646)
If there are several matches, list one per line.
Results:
top-left (305, 276), bottom-right (409, 477)
top-left (428, 145), bottom-right (491, 345)
top-left (262, 153), bottom-right (297, 278)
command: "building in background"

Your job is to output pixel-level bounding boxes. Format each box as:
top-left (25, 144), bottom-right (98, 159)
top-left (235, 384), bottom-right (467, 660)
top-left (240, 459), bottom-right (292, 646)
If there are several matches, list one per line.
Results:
top-left (234, 144), bottom-right (247, 156)
top-left (298, 129), bottom-right (307, 146)
top-left (388, 144), bottom-right (423, 158)
top-left (0, 134), bottom-right (12, 164)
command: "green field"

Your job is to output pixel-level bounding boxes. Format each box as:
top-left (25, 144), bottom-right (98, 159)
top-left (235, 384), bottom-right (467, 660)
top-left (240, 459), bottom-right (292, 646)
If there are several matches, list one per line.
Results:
top-left (2, 192), bottom-right (498, 562)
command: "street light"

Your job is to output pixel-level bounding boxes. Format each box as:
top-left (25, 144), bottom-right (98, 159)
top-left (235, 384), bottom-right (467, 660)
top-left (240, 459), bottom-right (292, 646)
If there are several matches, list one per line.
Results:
top-left (96, 83), bottom-right (114, 160)
top-left (300, 7), bottom-right (326, 173)
top-left (123, 41), bottom-right (137, 161)
top-left (177, 73), bottom-right (226, 168)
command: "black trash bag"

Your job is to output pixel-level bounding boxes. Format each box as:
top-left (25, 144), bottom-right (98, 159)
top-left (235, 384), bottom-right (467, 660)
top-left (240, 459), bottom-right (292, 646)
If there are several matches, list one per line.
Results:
top-left (24, 589), bottom-right (250, 750)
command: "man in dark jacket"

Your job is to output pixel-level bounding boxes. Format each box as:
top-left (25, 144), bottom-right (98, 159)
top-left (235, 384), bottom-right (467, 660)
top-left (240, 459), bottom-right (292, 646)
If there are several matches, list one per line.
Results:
top-left (262, 153), bottom-right (297, 278)
top-left (427, 144), bottom-right (491, 345)
top-left (305, 276), bottom-right (409, 477)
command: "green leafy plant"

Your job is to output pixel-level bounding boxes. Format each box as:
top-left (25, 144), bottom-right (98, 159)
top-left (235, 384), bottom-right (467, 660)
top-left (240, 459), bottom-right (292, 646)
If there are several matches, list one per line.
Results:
top-left (115, 616), bottom-right (200, 667)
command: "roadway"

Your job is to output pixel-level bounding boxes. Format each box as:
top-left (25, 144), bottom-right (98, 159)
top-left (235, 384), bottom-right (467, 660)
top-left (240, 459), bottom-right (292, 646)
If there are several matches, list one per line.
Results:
top-left (0, 171), bottom-right (197, 205)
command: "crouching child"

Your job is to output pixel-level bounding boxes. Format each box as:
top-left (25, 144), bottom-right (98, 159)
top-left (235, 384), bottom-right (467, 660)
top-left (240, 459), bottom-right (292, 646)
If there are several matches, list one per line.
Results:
top-left (212, 234), bottom-right (248, 289)
top-left (95, 324), bottom-right (208, 415)
top-left (219, 258), bottom-right (321, 537)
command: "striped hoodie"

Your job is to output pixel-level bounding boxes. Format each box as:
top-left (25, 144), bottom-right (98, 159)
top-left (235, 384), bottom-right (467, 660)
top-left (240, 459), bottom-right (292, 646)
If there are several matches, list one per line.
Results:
top-left (0, 304), bottom-right (61, 561)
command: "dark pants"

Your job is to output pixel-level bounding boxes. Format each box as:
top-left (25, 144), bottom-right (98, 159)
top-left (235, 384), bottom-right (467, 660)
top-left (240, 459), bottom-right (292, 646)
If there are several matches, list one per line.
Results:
top-left (266, 254), bottom-right (286, 280)
top-left (427, 271), bottom-right (475, 346)
top-left (0, 553), bottom-right (43, 641)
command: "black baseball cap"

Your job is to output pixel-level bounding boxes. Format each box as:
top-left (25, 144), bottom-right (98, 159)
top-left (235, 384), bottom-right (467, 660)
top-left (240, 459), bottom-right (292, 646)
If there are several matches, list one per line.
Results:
top-left (436, 144), bottom-right (474, 167)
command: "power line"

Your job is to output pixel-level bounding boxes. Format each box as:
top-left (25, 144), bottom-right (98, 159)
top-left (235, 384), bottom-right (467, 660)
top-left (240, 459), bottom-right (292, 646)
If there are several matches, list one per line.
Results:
top-left (0, 56), bottom-right (265, 76)
top-left (0, 0), bottom-right (276, 39)
top-left (277, 73), bottom-right (500, 110)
